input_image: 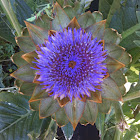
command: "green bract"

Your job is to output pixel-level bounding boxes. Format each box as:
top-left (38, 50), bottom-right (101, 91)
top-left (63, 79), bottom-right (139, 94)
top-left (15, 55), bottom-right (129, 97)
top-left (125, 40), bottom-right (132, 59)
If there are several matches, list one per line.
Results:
top-left (11, 2), bottom-right (131, 130)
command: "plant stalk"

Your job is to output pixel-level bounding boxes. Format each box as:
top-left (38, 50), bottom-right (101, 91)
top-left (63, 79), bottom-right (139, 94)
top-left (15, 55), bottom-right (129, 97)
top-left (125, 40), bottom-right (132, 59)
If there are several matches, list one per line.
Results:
top-left (113, 102), bottom-right (126, 140)
top-left (123, 91), bottom-right (140, 102)
top-left (121, 23), bottom-right (140, 41)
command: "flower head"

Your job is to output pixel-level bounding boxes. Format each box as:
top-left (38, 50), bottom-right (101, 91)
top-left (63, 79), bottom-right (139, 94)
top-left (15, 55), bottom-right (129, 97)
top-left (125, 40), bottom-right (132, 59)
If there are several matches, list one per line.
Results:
top-left (11, 2), bottom-right (131, 130)
top-left (34, 28), bottom-right (107, 101)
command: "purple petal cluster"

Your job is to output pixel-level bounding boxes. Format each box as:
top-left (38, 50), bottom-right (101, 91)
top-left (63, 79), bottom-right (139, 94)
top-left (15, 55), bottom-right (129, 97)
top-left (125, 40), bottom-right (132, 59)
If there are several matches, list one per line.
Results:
top-left (34, 28), bottom-right (107, 100)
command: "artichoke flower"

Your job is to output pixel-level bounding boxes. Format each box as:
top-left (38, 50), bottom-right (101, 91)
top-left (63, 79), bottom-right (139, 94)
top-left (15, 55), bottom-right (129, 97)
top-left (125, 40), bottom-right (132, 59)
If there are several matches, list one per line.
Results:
top-left (11, 2), bottom-right (131, 130)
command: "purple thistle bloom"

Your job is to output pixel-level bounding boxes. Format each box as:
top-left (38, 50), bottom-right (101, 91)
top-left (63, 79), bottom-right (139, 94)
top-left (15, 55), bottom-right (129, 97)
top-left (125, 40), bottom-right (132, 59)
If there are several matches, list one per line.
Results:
top-left (34, 28), bottom-right (108, 101)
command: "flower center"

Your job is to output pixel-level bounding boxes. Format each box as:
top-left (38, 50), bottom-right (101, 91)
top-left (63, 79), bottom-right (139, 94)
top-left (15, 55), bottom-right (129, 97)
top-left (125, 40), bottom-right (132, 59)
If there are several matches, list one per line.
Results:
top-left (69, 61), bottom-right (76, 69)
top-left (34, 28), bottom-right (108, 100)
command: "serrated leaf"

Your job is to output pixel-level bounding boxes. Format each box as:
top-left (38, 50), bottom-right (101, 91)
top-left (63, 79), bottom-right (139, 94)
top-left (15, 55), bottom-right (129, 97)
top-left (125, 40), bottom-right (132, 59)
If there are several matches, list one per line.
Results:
top-left (0, 92), bottom-right (42, 140)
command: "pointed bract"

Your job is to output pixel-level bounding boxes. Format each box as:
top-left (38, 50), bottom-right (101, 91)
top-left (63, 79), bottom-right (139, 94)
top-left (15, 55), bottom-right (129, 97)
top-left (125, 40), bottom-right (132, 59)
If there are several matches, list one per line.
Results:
top-left (15, 36), bottom-right (36, 53)
top-left (39, 97), bottom-right (60, 118)
top-left (54, 108), bottom-right (69, 127)
top-left (85, 20), bottom-right (106, 40)
top-left (25, 21), bottom-right (48, 45)
top-left (77, 11), bottom-right (96, 28)
top-left (82, 101), bottom-right (98, 125)
top-left (11, 64), bottom-right (36, 83)
top-left (105, 56), bottom-right (125, 74)
top-left (66, 17), bottom-right (80, 29)
top-left (22, 51), bottom-right (38, 66)
top-left (29, 85), bottom-right (49, 102)
top-left (88, 90), bottom-right (102, 103)
top-left (98, 99), bottom-right (111, 114)
top-left (64, 98), bottom-right (85, 130)
top-left (101, 77), bottom-right (122, 101)
top-left (52, 2), bottom-right (70, 31)
top-left (19, 82), bottom-right (37, 96)
top-left (11, 51), bottom-right (27, 67)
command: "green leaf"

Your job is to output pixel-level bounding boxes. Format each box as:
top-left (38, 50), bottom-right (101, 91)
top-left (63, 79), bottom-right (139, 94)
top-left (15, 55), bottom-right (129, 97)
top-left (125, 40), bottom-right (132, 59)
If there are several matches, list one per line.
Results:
top-left (0, 0), bottom-right (22, 36)
top-left (64, 98), bottom-right (85, 130)
top-left (0, 92), bottom-right (42, 140)
top-left (61, 122), bottom-right (74, 140)
top-left (123, 78), bottom-right (140, 102)
top-left (0, 15), bottom-right (15, 44)
top-left (95, 112), bottom-right (105, 140)
top-left (106, 0), bottom-right (121, 28)
top-left (0, 64), bottom-right (4, 88)
top-left (99, 0), bottom-right (114, 19)
top-left (123, 125), bottom-right (138, 140)
top-left (110, 0), bottom-right (139, 33)
top-left (10, 0), bottom-right (33, 26)
top-left (38, 117), bottom-right (57, 140)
